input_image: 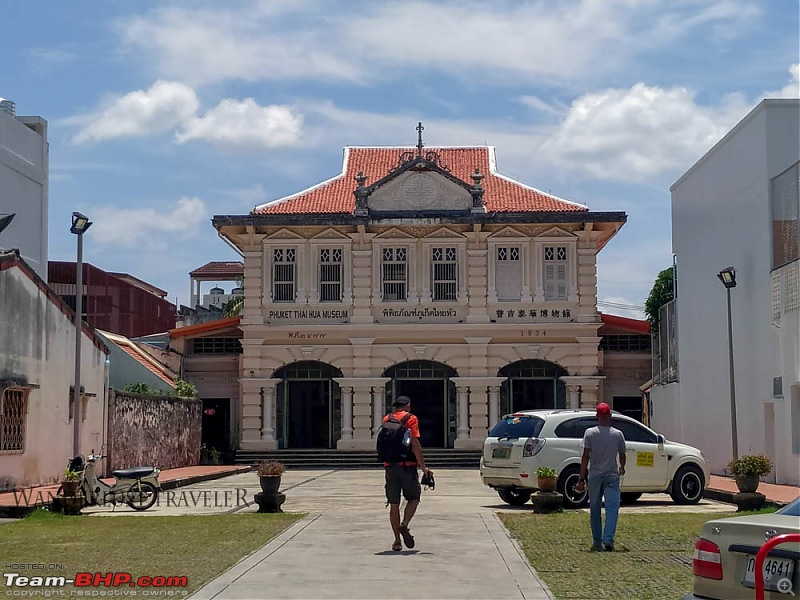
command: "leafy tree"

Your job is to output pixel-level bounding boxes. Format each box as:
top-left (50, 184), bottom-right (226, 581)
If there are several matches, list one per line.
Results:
top-left (223, 276), bottom-right (245, 317)
top-left (124, 382), bottom-right (154, 395)
top-left (644, 267), bottom-right (675, 329)
top-left (174, 378), bottom-right (198, 398)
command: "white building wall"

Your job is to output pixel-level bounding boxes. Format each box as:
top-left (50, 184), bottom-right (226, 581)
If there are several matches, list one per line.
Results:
top-left (0, 259), bottom-right (106, 489)
top-left (0, 111), bottom-right (48, 281)
top-left (670, 100), bottom-right (800, 483)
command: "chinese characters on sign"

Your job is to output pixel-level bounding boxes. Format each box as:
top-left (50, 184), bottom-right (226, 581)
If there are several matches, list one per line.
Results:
top-left (494, 308), bottom-right (572, 320)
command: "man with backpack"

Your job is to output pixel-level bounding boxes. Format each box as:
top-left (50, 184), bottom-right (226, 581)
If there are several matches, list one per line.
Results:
top-left (376, 396), bottom-right (431, 552)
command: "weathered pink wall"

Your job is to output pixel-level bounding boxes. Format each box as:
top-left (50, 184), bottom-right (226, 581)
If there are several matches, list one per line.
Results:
top-left (107, 390), bottom-right (201, 471)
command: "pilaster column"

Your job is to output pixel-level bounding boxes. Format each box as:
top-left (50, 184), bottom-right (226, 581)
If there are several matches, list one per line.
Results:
top-left (488, 385), bottom-right (501, 426)
top-left (560, 376), bottom-right (604, 409)
top-left (451, 377), bottom-right (505, 449)
top-left (578, 378), bottom-right (604, 408)
top-left (373, 385), bottom-right (386, 438)
top-left (342, 386), bottom-right (354, 440)
top-left (335, 377), bottom-right (389, 450)
top-left (239, 377), bottom-right (280, 450)
top-left (456, 385), bottom-right (470, 441)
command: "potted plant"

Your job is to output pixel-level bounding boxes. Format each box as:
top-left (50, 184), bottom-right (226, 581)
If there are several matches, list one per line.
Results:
top-left (727, 454), bottom-right (773, 493)
top-left (62, 468), bottom-right (82, 497)
top-left (257, 460), bottom-right (286, 494)
top-left (536, 466), bottom-right (558, 492)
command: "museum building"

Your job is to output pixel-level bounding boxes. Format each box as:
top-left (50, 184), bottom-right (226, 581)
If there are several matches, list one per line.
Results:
top-left (213, 133), bottom-right (627, 451)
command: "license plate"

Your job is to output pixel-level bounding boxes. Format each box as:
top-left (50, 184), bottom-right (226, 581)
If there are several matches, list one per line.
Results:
top-left (742, 554), bottom-right (796, 590)
top-left (492, 446), bottom-right (511, 459)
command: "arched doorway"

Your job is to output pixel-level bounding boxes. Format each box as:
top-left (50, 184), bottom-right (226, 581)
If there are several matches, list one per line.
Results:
top-left (498, 360), bottom-right (567, 415)
top-left (383, 360), bottom-right (457, 448)
top-left (274, 361), bottom-right (343, 449)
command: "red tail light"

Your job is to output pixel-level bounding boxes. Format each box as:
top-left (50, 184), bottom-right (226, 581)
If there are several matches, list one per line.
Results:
top-left (692, 538), bottom-right (723, 580)
top-left (523, 437), bottom-right (545, 457)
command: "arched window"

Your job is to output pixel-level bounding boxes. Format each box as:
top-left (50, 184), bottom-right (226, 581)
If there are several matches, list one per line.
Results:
top-left (498, 360), bottom-right (567, 415)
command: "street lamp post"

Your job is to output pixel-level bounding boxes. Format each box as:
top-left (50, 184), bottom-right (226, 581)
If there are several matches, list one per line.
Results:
top-left (717, 267), bottom-right (738, 460)
top-left (71, 212), bottom-right (92, 457)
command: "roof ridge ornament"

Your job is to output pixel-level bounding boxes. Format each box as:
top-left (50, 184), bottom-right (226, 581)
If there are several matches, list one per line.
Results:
top-left (395, 122), bottom-right (450, 172)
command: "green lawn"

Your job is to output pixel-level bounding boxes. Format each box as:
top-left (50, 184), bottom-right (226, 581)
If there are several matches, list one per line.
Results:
top-left (0, 510), bottom-right (302, 594)
top-left (500, 509), bottom-right (771, 600)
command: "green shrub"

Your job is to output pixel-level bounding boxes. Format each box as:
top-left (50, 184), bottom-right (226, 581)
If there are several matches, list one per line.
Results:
top-left (536, 466), bottom-right (557, 478)
top-left (727, 454), bottom-right (773, 477)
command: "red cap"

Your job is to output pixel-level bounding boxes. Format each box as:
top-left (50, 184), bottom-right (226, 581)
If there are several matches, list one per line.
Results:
top-left (596, 402), bottom-right (611, 416)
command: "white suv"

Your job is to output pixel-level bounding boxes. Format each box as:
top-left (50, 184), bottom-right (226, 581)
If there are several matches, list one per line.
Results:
top-left (480, 409), bottom-right (710, 509)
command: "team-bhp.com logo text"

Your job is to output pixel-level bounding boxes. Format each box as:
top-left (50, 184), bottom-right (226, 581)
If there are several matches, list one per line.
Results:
top-left (4, 572), bottom-right (188, 596)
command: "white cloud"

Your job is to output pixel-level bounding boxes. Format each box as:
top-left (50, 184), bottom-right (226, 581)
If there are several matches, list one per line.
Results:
top-left (177, 99), bottom-right (303, 149)
top-left (117, 1), bottom-right (760, 86)
top-left (72, 80), bottom-right (198, 143)
top-left (765, 64), bottom-right (800, 99)
top-left (535, 83), bottom-right (748, 182)
top-left (89, 196), bottom-right (207, 248)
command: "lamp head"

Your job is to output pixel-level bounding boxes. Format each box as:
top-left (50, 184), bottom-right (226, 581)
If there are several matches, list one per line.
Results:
top-left (717, 267), bottom-right (737, 289)
top-left (70, 212), bottom-right (92, 235)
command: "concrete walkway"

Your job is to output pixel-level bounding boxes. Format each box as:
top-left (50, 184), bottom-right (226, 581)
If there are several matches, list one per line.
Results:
top-left (193, 469), bottom-right (554, 600)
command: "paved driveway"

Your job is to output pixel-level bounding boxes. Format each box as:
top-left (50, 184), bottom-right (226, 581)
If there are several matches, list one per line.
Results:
top-left (82, 469), bottom-right (732, 599)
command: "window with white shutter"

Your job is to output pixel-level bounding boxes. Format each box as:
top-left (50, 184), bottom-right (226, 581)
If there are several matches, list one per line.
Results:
top-left (273, 248), bottom-right (296, 302)
top-left (544, 246), bottom-right (568, 301)
top-left (319, 248), bottom-right (342, 302)
top-left (432, 247), bottom-right (457, 301)
top-left (496, 246), bottom-right (521, 301)
top-left (382, 247), bottom-right (407, 301)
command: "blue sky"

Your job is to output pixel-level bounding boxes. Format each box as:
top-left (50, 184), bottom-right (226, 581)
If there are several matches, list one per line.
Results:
top-left (1, 0), bottom-right (798, 315)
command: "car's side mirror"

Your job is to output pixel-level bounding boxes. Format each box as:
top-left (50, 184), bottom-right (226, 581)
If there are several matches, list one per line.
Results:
top-left (657, 434), bottom-right (665, 446)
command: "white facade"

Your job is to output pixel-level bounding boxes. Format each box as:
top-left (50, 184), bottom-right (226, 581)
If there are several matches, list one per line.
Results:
top-left (0, 109), bottom-right (48, 281)
top-left (652, 100), bottom-right (800, 484)
top-left (0, 252), bottom-right (107, 490)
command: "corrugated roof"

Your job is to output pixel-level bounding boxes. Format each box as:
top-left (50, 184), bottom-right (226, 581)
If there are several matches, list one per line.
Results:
top-left (255, 147), bottom-right (587, 215)
top-left (600, 313), bottom-right (651, 334)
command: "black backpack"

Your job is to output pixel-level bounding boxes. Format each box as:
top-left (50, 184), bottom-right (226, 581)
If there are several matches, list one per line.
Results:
top-left (376, 413), bottom-right (412, 463)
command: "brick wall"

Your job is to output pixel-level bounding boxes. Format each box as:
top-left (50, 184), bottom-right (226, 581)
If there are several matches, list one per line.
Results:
top-left (107, 390), bottom-right (201, 471)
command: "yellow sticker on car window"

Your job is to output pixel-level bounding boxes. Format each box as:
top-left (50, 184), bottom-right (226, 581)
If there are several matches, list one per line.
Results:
top-left (637, 452), bottom-right (654, 467)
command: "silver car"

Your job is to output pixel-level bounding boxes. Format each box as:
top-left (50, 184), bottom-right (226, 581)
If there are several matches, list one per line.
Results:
top-left (683, 496), bottom-right (800, 600)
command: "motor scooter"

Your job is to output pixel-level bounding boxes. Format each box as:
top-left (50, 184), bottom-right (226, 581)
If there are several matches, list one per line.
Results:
top-left (67, 452), bottom-right (161, 511)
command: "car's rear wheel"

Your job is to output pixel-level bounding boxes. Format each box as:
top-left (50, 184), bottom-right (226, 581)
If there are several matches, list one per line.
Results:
top-left (498, 489), bottom-right (531, 506)
top-left (620, 492), bottom-right (642, 504)
top-left (670, 464), bottom-right (705, 505)
top-left (558, 466), bottom-right (588, 509)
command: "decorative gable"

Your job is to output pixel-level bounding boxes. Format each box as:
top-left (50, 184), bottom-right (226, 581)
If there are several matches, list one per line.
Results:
top-left (367, 170), bottom-right (473, 212)
top-left (537, 226), bottom-right (576, 238)
top-left (423, 227), bottom-right (466, 240)
top-left (374, 227), bottom-right (416, 239)
top-left (311, 228), bottom-right (350, 240)
top-left (488, 226), bottom-right (528, 239)
top-left (265, 229), bottom-right (305, 240)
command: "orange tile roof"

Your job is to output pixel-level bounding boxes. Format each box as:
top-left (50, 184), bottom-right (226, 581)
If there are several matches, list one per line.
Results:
top-left (118, 344), bottom-right (175, 387)
top-left (170, 316), bottom-right (242, 339)
top-left (255, 147), bottom-right (587, 215)
top-left (189, 261), bottom-right (244, 278)
top-left (600, 313), bottom-right (651, 334)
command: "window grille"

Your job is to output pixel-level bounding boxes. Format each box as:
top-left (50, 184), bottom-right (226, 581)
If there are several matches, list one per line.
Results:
top-left (496, 246), bottom-right (521, 301)
top-left (191, 338), bottom-right (243, 354)
top-left (432, 247), bottom-right (457, 301)
top-left (544, 246), bottom-right (567, 301)
top-left (273, 248), bottom-right (295, 302)
top-left (319, 248), bottom-right (342, 302)
top-left (599, 334), bottom-right (652, 352)
top-left (382, 247), bottom-right (407, 301)
top-left (0, 388), bottom-right (26, 453)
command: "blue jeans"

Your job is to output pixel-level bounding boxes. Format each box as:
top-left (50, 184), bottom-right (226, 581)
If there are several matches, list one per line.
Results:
top-left (588, 474), bottom-right (620, 546)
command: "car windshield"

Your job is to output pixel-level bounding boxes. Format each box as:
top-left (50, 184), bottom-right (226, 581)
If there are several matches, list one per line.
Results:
top-left (777, 496), bottom-right (800, 516)
top-left (489, 415), bottom-right (545, 439)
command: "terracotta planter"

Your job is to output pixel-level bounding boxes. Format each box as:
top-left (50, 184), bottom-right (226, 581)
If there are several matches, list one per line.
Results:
top-left (259, 476), bottom-right (281, 494)
top-left (62, 481), bottom-right (81, 497)
top-left (735, 474), bottom-right (760, 493)
top-left (537, 476), bottom-right (557, 492)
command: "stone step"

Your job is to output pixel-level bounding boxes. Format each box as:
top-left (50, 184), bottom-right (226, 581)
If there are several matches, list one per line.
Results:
top-left (234, 450), bottom-right (481, 469)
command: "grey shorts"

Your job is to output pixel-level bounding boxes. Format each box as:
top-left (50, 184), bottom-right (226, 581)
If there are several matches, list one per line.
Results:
top-left (385, 464), bottom-right (421, 504)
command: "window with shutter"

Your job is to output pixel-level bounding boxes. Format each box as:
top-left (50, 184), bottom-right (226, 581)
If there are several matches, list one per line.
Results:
top-left (273, 248), bottom-right (296, 302)
top-left (544, 246), bottom-right (567, 301)
top-left (382, 247), bottom-right (407, 301)
top-left (0, 388), bottom-right (27, 453)
top-left (496, 246), bottom-right (521, 301)
top-left (319, 248), bottom-right (342, 302)
top-left (432, 247), bottom-right (457, 301)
